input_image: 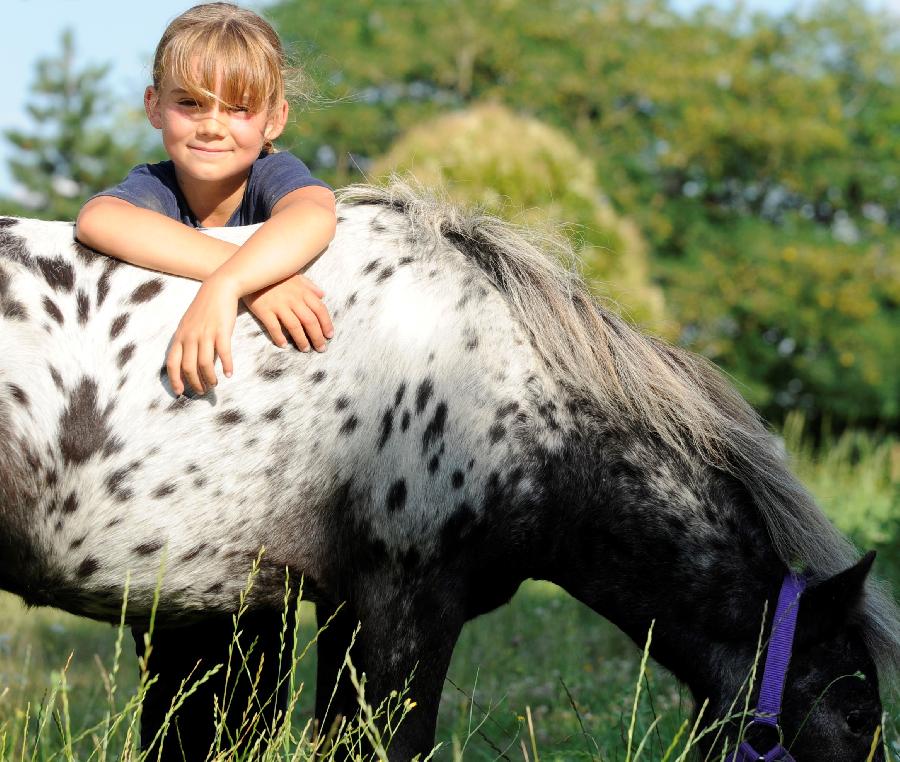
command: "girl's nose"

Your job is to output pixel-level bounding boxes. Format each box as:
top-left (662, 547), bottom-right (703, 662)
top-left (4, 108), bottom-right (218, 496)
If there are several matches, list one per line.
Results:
top-left (196, 110), bottom-right (227, 137)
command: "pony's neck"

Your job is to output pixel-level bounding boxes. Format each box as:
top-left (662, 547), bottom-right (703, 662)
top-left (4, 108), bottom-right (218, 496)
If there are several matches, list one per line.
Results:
top-left (547, 427), bottom-right (787, 707)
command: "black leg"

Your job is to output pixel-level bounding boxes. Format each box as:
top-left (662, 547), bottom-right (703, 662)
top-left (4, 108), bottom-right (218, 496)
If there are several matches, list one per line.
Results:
top-left (313, 600), bottom-right (364, 754)
top-left (321, 581), bottom-right (463, 762)
top-left (133, 609), bottom-right (295, 761)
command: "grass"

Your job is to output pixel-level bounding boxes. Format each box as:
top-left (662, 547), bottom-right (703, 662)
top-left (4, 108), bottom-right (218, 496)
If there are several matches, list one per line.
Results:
top-left (0, 423), bottom-right (897, 760)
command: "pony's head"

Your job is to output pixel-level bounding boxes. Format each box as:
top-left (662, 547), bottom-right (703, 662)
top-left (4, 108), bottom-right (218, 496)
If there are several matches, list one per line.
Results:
top-left (703, 552), bottom-right (886, 761)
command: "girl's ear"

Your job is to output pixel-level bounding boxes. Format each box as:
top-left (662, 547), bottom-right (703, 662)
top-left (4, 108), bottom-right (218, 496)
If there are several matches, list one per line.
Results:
top-left (145, 86), bottom-right (163, 129)
top-left (263, 99), bottom-right (289, 142)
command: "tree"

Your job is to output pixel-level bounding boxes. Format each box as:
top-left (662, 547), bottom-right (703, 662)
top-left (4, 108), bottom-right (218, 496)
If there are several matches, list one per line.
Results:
top-left (371, 102), bottom-right (668, 331)
top-left (3, 29), bottom-right (156, 220)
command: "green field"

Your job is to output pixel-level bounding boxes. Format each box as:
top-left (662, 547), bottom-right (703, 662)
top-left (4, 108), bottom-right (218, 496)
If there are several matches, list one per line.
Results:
top-left (1, 422), bottom-right (897, 760)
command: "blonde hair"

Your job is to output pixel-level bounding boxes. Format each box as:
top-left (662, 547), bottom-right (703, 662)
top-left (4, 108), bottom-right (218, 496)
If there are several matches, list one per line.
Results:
top-left (152, 2), bottom-right (304, 153)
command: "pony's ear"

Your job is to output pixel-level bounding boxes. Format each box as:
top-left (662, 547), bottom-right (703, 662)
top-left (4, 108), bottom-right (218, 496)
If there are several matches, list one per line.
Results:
top-left (796, 551), bottom-right (876, 643)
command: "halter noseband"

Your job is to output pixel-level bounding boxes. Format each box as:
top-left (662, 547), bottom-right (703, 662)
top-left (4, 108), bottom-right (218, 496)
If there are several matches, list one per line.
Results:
top-left (727, 571), bottom-right (807, 762)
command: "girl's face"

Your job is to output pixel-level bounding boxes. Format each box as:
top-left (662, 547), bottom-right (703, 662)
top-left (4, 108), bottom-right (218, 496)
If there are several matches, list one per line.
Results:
top-left (144, 71), bottom-right (287, 187)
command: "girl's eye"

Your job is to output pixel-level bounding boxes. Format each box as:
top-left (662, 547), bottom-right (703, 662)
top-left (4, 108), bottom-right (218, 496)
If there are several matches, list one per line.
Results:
top-left (177, 99), bottom-right (199, 108)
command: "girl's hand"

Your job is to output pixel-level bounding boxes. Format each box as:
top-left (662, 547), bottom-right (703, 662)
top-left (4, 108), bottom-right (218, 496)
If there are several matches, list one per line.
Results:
top-left (242, 273), bottom-right (334, 352)
top-left (167, 275), bottom-right (239, 395)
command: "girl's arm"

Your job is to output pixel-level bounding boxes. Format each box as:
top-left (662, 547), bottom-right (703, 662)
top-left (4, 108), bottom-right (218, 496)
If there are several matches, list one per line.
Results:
top-left (76, 196), bottom-right (238, 280)
top-left (207, 185), bottom-right (337, 295)
top-left (167, 186), bottom-right (337, 396)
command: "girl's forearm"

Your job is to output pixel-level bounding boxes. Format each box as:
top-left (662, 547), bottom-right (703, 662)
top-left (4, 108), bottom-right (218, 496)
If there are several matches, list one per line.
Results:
top-left (76, 197), bottom-right (237, 281)
top-left (209, 200), bottom-right (337, 297)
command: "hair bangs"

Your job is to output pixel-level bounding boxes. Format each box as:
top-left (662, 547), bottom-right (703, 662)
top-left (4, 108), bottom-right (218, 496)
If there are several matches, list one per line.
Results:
top-left (157, 22), bottom-right (283, 116)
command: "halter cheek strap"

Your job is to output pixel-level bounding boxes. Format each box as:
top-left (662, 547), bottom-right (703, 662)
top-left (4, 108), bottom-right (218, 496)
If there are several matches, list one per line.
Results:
top-left (727, 572), bottom-right (807, 762)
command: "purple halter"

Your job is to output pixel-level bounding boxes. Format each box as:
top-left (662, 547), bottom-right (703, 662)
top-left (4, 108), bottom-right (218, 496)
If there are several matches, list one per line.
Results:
top-left (727, 571), bottom-right (807, 762)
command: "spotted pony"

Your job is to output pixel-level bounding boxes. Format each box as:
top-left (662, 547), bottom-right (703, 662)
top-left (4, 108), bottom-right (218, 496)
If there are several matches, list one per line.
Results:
top-left (0, 183), bottom-right (897, 760)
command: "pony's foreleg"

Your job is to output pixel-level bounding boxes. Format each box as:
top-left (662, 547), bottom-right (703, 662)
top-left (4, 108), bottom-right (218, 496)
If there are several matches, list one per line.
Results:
top-left (357, 582), bottom-right (463, 761)
top-left (313, 583), bottom-right (463, 761)
top-left (313, 600), bottom-right (365, 750)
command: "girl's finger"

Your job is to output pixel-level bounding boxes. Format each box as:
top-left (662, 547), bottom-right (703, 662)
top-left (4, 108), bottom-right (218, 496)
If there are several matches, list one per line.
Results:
top-left (167, 342), bottom-right (184, 395)
top-left (262, 314), bottom-right (288, 348)
top-left (294, 305), bottom-right (326, 352)
top-left (180, 340), bottom-right (203, 395)
top-left (215, 331), bottom-right (233, 379)
top-left (280, 312), bottom-right (311, 352)
top-left (198, 336), bottom-right (217, 388)
top-left (306, 294), bottom-right (334, 340)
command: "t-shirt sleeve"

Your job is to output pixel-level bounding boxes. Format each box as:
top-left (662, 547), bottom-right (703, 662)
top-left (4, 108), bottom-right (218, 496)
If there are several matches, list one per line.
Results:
top-left (249, 151), bottom-right (333, 219)
top-left (87, 164), bottom-right (182, 220)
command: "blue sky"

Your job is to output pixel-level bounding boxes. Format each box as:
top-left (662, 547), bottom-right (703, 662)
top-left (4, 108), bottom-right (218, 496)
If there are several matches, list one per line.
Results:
top-left (2, 0), bottom-right (897, 200)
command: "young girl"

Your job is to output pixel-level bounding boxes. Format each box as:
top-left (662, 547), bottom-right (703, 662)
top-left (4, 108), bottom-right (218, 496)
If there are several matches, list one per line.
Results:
top-left (76, 2), bottom-right (336, 398)
top-left (75, 4), bottom-right (335, 756)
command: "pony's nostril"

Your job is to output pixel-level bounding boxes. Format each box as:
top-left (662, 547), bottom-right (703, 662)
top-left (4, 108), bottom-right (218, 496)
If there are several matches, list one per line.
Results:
top-left (844, 710), bottom-right (870, 735)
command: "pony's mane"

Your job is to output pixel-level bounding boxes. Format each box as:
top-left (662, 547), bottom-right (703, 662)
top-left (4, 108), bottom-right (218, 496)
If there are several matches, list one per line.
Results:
top-left (338, 178), bottom-right (900, 690)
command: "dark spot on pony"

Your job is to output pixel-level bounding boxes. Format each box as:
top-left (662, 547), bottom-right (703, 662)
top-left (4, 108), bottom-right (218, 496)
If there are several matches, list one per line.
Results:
top-left (311, 370), bottom-right (327, 383)
top-left (335, 396), bottom-right (351, 411)
top-left (96, 259), bottom-right (121, 308)
top-left (105, 462), bottom-right (139, 502)
top-left (260, 364), bottom-right (285, 380)
top-left (496, 401), bottom-right (520, 419)
top-left (401, 409), bottom-right (411, 432)
top-left (130, 278), bottom-right (164, 304)
top-left (69, 535), bottom-right (87, 551)
top-left (134, 540), bottom-right (163, 556)
top-left (36, 257), bottom-right (75, 292)
top-left (110, 313), bottom-right (129, 339)
top-left (362, 259), bottom-right (381, 275)
top-left (415, 378), bottom-right (434, 415)
top-left (102, 436), bottom-right (125, 458)
top-left (347, 291), bottom-right (357, 308)
top-left (451, 470), bottom-right (465, 489)
top-left (181, 543), bottom-right (208, 562)
top-left (8, 383), bottom-right (28, 407)
top-left (263, 406), bottom-right (283, 422)
top-left (398, 255), bottom-right (415, 266)
top-left (3, 299), bottom-right (28, 321)
top-left (378, 407), bottom-right (394, 450)
top-left (76, 289), bottom-right (90, 325)
top-left (422, 402), bottom-right (448, 452)
top-left (42, 296), bottom-right (64, 325)
top-left (488, 422), bottom-right (506, 445)
top-left (49, 366), bottom-right (64, 391)
top-left (116, 343), bottom-right (136, 369)
top-left (205, 582), bottom-right (224, 594)
top-left (58, 378), bottom-right (114, 465)
top-left (77, 557), bottom-right (100, 578)
top-left (216, 409), bottom-right (244, 426)
top-left (377, 265), bottom-right (395, 283)
top-left (386, 479), bottom-right (407, 512)
top-left (61, 493), bottom-right (78, 514)
top-left (394, 383), bottom-right (406, 408)
top-left (428, 454), bottom-right (440, 474)
top-left (340, 415), bottom-right (359, 435)
top-left (151, 483), bottom-right (176, 499)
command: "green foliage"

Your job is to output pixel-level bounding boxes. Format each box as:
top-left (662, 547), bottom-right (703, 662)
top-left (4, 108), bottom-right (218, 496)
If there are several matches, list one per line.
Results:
top-left (371, 102), bottom-right (668, 329)
top-left (266, 0), bottom-right (900, 427)
top-left (659, 217), bottom-right (900, 424)
top-left (2, 30), bottom-right (155, 221)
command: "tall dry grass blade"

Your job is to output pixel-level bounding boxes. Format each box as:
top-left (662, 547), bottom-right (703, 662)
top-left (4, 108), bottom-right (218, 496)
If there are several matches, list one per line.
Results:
top-left (626, 619), bottom-right (655, 762)
top-left (525, 705), bottom-right (540, 762)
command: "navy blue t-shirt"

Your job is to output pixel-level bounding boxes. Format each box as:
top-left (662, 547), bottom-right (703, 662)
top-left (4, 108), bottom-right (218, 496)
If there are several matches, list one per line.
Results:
top-left (91, 150), bottom-right (331, 228)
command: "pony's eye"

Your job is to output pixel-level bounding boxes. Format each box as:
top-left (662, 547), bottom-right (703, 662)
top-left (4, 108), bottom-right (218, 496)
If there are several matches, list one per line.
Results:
top-left (844, 710), bottom-right (870, 734)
